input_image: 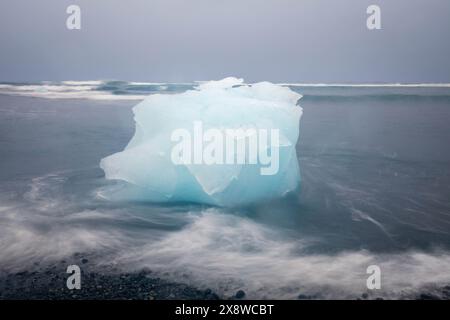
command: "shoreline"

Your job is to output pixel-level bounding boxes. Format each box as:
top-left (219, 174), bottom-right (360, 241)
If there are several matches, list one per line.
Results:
top-left (1, 256), bottom-right (449, 300)
top-left (0, 258), bottom-right (221, 300)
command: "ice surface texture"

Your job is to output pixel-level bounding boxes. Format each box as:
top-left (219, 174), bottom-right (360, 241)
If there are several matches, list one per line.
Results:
top-left (100, 77), bottom-right (302, 206)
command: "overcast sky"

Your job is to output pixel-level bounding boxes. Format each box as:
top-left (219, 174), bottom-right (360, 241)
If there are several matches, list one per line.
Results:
top-left (0, 0), bottom-right (449, 83)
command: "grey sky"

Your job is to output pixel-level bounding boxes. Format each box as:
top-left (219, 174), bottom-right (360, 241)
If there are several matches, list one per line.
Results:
top-left (0, 0), bottom-right (449, 83)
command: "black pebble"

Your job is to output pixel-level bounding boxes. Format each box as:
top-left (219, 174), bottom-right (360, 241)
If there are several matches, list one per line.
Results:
top-left (419, 293), bottom-right (440, 300)
top-left (235, 290), bottom-right (245, 299)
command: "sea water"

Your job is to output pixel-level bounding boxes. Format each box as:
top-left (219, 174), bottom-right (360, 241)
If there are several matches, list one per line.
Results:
top-left (1, 82), bottom-right (450, 299)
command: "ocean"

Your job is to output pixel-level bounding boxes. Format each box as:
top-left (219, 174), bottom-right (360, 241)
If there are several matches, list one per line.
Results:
top-left (1, 81), bottom-right (450, 299)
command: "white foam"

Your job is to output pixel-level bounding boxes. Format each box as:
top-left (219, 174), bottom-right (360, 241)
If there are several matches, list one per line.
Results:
top-left (0, 83), bottom-right (146, 100)
top-left (277, 83), bottom-right (450, 88)
top-left (1, 175), bottom-right (449, 299)
top-left (115, 209), bottom-right (450, 299)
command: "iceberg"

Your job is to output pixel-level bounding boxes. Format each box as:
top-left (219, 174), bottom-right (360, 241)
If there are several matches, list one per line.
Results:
top-left (100, 77), bottom-right (302, 206)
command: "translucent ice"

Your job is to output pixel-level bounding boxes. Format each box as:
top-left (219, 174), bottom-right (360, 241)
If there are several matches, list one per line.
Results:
top-left (100, 77), bottom-right (302, 206)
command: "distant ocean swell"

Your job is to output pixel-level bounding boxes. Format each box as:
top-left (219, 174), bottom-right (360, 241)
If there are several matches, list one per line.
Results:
top-left (1, 81), bottom-right (450, 100)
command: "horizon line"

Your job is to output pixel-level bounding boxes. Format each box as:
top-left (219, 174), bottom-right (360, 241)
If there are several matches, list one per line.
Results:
top-left (1, 80), bottom-right (450, 88)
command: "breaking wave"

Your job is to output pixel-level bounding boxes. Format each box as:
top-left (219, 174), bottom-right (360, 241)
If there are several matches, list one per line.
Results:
top-left (1, 171), bottom-right (450, 299)
top-left (1, 80), bottom-right (450, 101)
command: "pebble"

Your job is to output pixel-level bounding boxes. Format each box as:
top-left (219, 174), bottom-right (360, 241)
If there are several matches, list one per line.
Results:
top-left (235, 290), bottom-right (246, 299)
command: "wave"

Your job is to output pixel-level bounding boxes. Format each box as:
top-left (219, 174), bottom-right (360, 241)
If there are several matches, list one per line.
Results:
top-left (0, 81), bottom-right (195, 100)
top-left (0, 171), bottom-right (449, 299)
top-left (1, 80), bottom-right (450, 101)
top-left (279, 83), bottom-right (450, 88)
top-left (110, 209), bottom-right (450, 300)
